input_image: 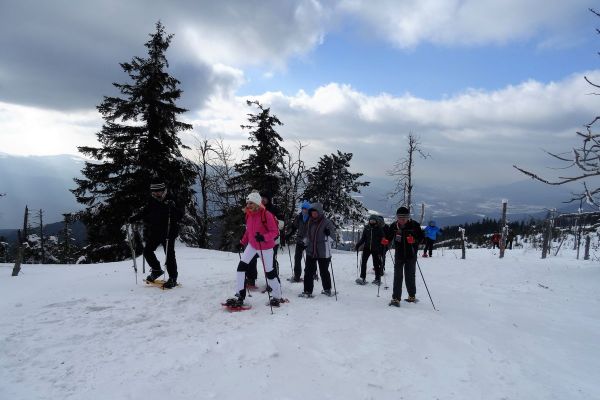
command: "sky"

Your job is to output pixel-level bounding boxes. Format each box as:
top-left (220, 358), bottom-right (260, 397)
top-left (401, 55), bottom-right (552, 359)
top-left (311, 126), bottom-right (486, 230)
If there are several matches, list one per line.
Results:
top-left (1, 0), bottom-right (599, 189)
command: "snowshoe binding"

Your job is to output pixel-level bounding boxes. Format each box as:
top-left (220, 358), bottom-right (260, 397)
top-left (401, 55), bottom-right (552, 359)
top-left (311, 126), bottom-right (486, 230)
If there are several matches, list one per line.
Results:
top-left (355, 278), bottom-right (367, 286)
top-left (298, 292), bottom-right (314, 298)
top-left (389, 298), bottom-right (401, 307)
top-left (145, 269), bottom-right (164, 283)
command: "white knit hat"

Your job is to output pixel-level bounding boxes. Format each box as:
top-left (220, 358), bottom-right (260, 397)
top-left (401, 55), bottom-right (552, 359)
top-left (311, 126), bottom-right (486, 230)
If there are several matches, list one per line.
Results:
top-left (246, 192), bottom-right (262, 206)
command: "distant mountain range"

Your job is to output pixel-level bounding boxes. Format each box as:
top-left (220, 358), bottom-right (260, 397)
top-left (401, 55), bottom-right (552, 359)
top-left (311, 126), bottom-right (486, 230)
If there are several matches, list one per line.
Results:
top-left (0, 153), bottom-right (591, 233)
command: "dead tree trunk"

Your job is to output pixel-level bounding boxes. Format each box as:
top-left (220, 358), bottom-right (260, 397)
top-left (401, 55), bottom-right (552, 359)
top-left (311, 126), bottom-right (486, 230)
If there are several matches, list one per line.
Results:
top-left (459, 227), bottom-right (466, 259)
top-left (499, 200), bottom-right (507, 259)
top-left (541, 218), bottom-right (551, 259)
top-left (584, 235), bottom-right (591, 260)
top-left (12, 206), bottom-right (29, 276)
top-left (419, 203), bottom-right (425, 226)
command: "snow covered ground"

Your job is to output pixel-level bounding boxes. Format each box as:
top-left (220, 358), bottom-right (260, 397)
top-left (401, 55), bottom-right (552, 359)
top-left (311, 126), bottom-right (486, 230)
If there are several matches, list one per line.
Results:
top-left (1, 245), bottom-right (599, 400)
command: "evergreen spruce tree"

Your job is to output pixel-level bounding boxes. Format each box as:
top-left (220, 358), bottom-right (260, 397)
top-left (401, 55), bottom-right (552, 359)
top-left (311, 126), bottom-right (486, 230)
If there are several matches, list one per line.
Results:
top-left (72, 22), bottom-right (196, 262)
top-left (303, 151), bottom-right (369, 231)
top-left (219, 100), bottom-right (288, 250)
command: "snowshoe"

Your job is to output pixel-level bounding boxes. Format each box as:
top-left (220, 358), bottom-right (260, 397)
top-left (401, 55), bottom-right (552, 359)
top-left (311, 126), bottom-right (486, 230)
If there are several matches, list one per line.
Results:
top-left (287, 277), bottom-right (303, 283)
top-left (146, 269), bottom-right (164, 282)
top-left (162, 278), bottom-right (178, 289)
top-left (389, 299), bottom-right (401, 307)
top-left (260, 285), bottom-right (272, 294)
top-left (268, 298), bottom-right (283, 307)
top-left (223, 297), bottom-right (245, 308)
top-left (321, 289), bottom-right (336, 297)
top-left (298, 292), bottom-right (314, 298)
top-left (372, 278), bottom-right (381, 286)
top-left (355, 278), bottom-right (367, 286)
top-left (405, 296), bottom-right (418, 303)
top-left (422, 253), bottom-right (428, 258)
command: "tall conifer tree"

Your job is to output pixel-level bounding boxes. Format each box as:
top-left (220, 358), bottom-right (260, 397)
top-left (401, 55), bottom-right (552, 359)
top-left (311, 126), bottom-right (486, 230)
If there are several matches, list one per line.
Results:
top-left (72, 22), bottom-right (195, 262)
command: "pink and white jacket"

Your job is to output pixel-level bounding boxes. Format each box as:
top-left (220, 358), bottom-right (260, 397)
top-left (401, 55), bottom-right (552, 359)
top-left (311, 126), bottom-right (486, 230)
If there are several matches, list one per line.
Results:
top-left (240, 206), bottom-right (279, 250)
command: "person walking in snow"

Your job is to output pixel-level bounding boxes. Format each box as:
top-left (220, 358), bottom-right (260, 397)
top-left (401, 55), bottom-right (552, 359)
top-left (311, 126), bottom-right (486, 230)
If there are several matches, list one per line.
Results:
top-left (355, 215), bottom-right (387, 286)
top-left (244, 190), bottom-right (283, 288)
top-left (491, 232), bottom-right (501, 249)
top-left (299, 202), bottom-right (336, 298)
top-left (422, 220), bottom-right (442, 257)
top-left (129, 179), bottom-right (183, 289)
top-left (285, 200), bottom-right (311, 282)
top-left (225, 192), bottom-right (285, 308)
top-left (385, 206), bottom-right (424, 306)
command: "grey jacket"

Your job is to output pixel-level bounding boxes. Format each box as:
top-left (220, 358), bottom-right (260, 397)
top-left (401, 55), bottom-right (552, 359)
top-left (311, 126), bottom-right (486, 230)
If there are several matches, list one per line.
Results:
top-left (303, 202), bottom-right (336, 258)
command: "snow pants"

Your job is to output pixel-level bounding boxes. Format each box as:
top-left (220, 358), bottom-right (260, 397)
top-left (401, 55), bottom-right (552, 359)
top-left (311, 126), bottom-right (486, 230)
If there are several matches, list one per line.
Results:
top-left (144, 236), bottom-right (177, 280)
top-left (424, 238), bottom-right (435, 256)
top-left (303, 256), bottom-right (331, 294)
top-left (237, 244), bottom-right (281, 299)
top-left (360, 249), bottom-right (382, 280)
top-left (293, 243), bottom-right (306, 280)
top-left (392, 257), bottom-right (416, 300)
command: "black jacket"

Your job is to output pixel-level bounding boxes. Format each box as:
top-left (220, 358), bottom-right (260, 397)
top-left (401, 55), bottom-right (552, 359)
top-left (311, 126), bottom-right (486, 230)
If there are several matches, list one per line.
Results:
top-left (356, 223), bottom-right (385, 252)
top-left (287, 213), bottom-right (309, 245)
top-left (385, 219), bottom-right (424, 260)
top-left (130, 193), bottom-right (183, 241)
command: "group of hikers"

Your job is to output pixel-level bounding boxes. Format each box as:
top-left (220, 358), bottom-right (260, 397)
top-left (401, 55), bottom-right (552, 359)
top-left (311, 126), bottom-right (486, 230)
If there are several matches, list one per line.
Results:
top-left (129, 179), bottom-right (443, 308)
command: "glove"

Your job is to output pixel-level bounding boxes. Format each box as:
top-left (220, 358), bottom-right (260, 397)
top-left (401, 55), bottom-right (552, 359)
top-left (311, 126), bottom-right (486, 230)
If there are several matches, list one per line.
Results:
top-left (255, 232), bottom-right (265, 242)
top-left (381, 238), bottom-right (389, 246)
top-left (324, 228), bottom-right (330, 236)
top-left (406, 235), bottom-right (415, 244)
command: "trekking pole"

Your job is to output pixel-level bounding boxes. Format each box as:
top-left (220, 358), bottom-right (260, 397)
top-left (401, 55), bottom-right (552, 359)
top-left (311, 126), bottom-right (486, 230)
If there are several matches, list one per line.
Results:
top-left (287, 244), bottom-right (294, 277)
top-left (257, 242), bottom-right (274, 314)
top-left (416, 259), bottom-right (437, 311)
top-left (125, 224), bottom-right (138, 284)
top-left (329, 257), bottom-right (338, 301)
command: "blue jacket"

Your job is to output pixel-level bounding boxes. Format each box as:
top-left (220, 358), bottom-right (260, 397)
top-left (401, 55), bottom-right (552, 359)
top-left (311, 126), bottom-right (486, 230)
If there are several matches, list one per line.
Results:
top-left (424, 225), bottom-right (441, 241)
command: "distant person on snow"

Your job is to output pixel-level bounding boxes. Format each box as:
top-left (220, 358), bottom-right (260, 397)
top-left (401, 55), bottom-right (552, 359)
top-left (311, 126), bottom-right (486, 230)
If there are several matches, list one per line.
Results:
top-left (299, 202), bottom-right (336, 298)
top-left (422, 220), bottom-right (442, 257)
top-left (385, 206), bottom-right (424, 307)
top-left (355, 214), bottom-right (387, 286)
top-left (491, 232), bottom-right (501, 249)
top-left (129, 179), bottom-right (183, 289)
top-left (225, 192), bottom-right (284, 308)
top-left (286, 200), bottom-right (311, 282)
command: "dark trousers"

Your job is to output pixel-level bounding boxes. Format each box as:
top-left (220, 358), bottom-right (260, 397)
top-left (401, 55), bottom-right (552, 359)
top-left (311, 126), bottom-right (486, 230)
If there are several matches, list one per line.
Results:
top-left (303, 256), bottom-right (331, 294)
top-left (293, 243), bottom-right (305, 280)
top-left (381, 248), bottom-right (388, 270)
top-left (360, 249), bottom-right (382, 279)
top-left (392, 257), bottom-right (416, 300)
top-left (246, 254), bottom-right (259, 283)
top-left (424, 238), bottom-right (435, 256)
top-left (144, 236), bottom-right (177, 280)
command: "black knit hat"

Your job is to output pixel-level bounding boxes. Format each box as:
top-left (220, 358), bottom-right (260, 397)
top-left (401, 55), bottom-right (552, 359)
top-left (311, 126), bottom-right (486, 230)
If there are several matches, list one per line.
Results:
top-left (396, 206), bottom-right (410, 217)
top-left (150, 179), bottom-right (166, 191)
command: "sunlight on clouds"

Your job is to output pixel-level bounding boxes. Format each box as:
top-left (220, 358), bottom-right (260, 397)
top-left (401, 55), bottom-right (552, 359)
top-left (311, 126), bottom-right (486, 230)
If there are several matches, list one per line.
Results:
top-left (0, 102), bottom-right (99, 155)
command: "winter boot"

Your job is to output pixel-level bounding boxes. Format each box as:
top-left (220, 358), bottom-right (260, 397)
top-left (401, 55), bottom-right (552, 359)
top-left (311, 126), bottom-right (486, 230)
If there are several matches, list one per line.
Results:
top-left (406, 296), bottom-right (417, 303)
top-left (321, 289), bottom-right (332, 297)
top-left (162, 277), bottom-right (177, 289)
top-left (422, 253), bottom-right (428, 258)
top-left (225, 297), bottom-right (244, 308)
top-left (269, 298), bottom-right (281, 307)
top-left (298, 292), bottom-right (314, 298)
top-left (355, 278), bottom-right (367, 285)
top-left (389, 298), bottom-right (401, 307)
top-left (146, 269), bottom-right (164, 282)
top-left (372, 278), bottom-right (381, 286)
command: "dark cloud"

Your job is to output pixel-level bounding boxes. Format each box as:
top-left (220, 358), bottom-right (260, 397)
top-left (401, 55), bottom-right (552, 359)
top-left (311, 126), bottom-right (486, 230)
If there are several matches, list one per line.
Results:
top-left (0, 0), bottom-right (325, 110)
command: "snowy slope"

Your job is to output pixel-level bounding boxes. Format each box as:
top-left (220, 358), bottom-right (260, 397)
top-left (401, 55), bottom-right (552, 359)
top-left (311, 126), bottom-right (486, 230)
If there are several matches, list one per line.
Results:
top-left (1, 246), bottom-right (599, 400)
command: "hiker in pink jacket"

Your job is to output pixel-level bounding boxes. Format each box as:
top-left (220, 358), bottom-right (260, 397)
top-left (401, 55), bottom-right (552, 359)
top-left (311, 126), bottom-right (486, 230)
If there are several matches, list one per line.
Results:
top-left (224, 191), bottom-right (284, 308)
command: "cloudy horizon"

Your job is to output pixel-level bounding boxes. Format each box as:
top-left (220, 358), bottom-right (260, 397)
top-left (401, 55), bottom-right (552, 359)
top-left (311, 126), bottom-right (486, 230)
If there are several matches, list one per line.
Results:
top-left (1, 0), bottom-right (599, 189)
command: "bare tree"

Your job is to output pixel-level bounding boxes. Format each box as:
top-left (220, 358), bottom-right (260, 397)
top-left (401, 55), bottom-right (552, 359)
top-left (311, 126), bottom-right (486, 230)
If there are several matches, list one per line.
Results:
top-left (279, 140), bottom-right (308, 237)
top-left (514, 9), bottom-right (600, 206)
top-left (12, 205), bottom-right (29, 276)
top-left (387, 132), bottom-right (429, 211)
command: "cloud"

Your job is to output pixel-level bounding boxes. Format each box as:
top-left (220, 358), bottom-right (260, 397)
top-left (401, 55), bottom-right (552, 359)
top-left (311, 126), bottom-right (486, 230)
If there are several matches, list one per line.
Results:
top-left (190, 70), bottom-right (600, 187)
top-left (336, 0), bottom-right (590, 48)
top-left (0, 0), bottom-right (328, 110)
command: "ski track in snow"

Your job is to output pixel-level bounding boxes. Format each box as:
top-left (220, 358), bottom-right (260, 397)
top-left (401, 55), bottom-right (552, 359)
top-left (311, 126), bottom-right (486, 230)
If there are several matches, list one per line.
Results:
top-left (1, 247), bottom-right (599, 400)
